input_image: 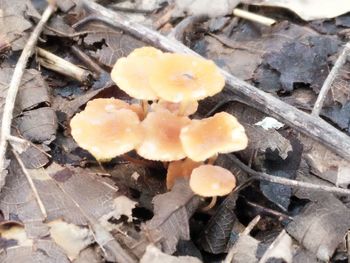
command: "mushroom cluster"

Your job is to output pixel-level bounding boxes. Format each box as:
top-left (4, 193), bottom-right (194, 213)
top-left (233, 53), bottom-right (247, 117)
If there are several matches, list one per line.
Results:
top-left (70, 47), bottom-right (248, 200)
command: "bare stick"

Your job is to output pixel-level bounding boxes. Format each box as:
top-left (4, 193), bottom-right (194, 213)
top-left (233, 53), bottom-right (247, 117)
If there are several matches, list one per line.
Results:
top-left (12, 149), bottom-right (47, 218)
top-left (233, 8), bottom-right (276, 26)
top-left (229, 155), bottom-right (350, 196)
top-left (71, 45), bottom-right (103, 75)
top-left (37, 47), bottom-right (93, 85)
top-left (0, 3), bottom-right (56, 190)
top-left (312, 42), bottom-right (350, 116)
top-left (81, 0), bottom-right (350, 161)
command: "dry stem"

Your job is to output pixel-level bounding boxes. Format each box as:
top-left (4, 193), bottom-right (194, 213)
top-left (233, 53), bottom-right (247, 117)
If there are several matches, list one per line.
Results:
top-left (233, 8), bottom-right (276, 26)
top-left (312, 42), bottom-right (350, 116)
top-left (37, 47), bottom-right (93, 85)
top-left (0, 3), bottom-right (56, 190)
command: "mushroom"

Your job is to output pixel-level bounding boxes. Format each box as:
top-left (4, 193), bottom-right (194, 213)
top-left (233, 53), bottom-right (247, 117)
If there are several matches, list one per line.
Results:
top-left (151, 100), bottom-right (198, 116)
top-left (70, 98), bottom-right (143, 161)
top-left (189, 164), bottom-right (236, 197)
top-left (110, 47), bottom-right (163, 101)
top-left (136, 111), bottom-right (190, 161)
top-left (166, 158), bottom-right (202, 189)
top-left (149, 53), bottom-right (225, 113)
top-left (180, 112), bottom-right (248, 162)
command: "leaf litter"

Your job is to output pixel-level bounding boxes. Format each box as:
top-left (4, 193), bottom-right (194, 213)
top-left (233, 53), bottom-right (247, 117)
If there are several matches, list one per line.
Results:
top-left (1, 0), bottom-right (350, 262)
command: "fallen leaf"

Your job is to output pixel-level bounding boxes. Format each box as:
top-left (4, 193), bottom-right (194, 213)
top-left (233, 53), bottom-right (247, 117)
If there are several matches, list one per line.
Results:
top-left (301, 136), bottom-right (350, 187)
top-left (0, 0), bottom-right (40, 50)
top-left (255, 117), bottom-right (284, 131)
top-left (226, 235), bottom-right (259, 263)
top-left (174, 0), bottom-right (240, 18)
top-left (144, 179), bottom-right (201, 254)
top-left (246, 0), bottom-right (350, 21)
top-left (286, 194), bottom-right (350, 261)
top-left (140, 244), bottom-right (202, 263)
top-left (259, 230), bottom-right (293, 263)
top-left (14, 107), bottom-right (58, 144)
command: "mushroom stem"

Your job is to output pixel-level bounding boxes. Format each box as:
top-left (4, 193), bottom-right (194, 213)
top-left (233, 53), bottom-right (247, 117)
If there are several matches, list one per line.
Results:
top-left (122, 154), bottom-right (158, 168)
top-left (207, 154), bottom-right (218, 165)
top-left (141, 100), bottom-right (149, 117)
top-left (200, 196), bottom-right (217, 212)
top-left (178, 100), bottom-right (192, 116)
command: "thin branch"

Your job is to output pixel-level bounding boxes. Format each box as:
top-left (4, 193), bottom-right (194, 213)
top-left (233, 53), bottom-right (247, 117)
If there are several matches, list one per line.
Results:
top-left (0, 3), bottom-right (56, 190)
top-left (81, 0), bottom-right (350, 161)
top-left (233, 8), bottom-right (276, 26)
top-left (229, 155), bottom-right (350, 196)
top-left (12, 149), bottom-right (47, 219)
top-left (312, 42), bottom-right (350, 116)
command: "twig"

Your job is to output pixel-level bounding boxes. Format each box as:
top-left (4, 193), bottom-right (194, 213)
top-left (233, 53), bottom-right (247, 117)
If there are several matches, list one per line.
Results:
top-left (71, 45), bottom-right (103, 75)
top-left (12, 149), bottom-right (47, 219)
top-left (37, 47), bottom-right (93, 85)
top-left (44, 25), bottom-right (94, 38)
top-left (111, 5), bottom-right (153, 14)
top-left (229, 155), bottom-right (350, 196)
top-left (224, 215), bottom-right (261, 263)
top-left (312, 42), bottom-right (350, 116)
top-left (233, 8), bottom-right (276, 26)
top-left (0, 3), bottom-right (56, 190)
top-left (245, 199), bottom-right (293, 221)
top-left (81, 0), bottom-right (350, 161)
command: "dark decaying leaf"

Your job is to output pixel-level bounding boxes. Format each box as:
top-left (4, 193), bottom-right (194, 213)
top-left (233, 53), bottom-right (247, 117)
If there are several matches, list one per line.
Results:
top-left (18, 144), bottom-right (49, 169)
top-left (322, 101), bottom-right (350, 133)
top-left (260, 138), bottom-right (302, 211)
top-left (14, 107), bottom-right (58, 144)
top-left (0, 0), bottom-right (40, 50)
top-left (74, 246), bottom-right (103, 263)
top-left (79, 21), bottom-right (145, 67)
top-left (144, 179), bottom-right (201, 254)
top-left (264, 35), bottom-right (340, 92)
top-left (197, 190), bottom-right (242, 254)
top-left (286, 194), bottom-right (350, 261)
top-left (140, 245), bottom-right (202, 263)
top-left (301, 135), bottom-right (350, 187)
top-left (327, 59), bottom-right (350, 107)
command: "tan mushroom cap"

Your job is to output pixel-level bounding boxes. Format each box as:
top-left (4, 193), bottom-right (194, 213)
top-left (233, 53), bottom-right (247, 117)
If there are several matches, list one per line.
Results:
top-left (111, 47), bottom-right (163, 100)
top-left (149, 53), bottom-right (225, 103)
top-left (180, 112), bottom-right (248, 161)
top-left (190, 165), bottom-right (236, 197)
top-left (166, 158), bottom-right (202, 189)
top-left (136, 111), bottom-right (190, 161)
top-left (70, 99), bottom-right (143, 161)
top-left (151, 100), bottom-right (198, 116)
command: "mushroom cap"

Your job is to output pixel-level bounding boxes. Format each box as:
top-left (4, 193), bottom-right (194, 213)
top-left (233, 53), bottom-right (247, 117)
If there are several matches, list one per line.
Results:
top-left (149, 53), bottom-right (225, 103)
top-left (111, 47), bottom-right (163, 100)
top-left (128, 46), bottom-right (163, 58)
top-left (190, 165), bottom-right (236, 197)
top-left (70, 99), bottom-right (143, 161)
top-left (151, 100), bottom-right (198, 116)
top-left (166, 158), bottom-right (202, 189)
top-left (180, 112), bottom-right (248, 161)
top-left (136, 111), bottom-right (190, 161)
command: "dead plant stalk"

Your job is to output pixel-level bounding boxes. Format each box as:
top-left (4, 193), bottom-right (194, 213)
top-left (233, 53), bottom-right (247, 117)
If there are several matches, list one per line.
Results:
top-left (0, 3), bottom-right (56, 190)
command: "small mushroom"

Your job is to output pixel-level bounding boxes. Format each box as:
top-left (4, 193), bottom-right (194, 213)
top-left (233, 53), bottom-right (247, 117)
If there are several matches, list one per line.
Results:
top-left (189, 164), bottom-right (236, 197)
top-left (70, 98), bottom-right (143, 161)
top-left (110, 47), bottom-right (163, 100)
top-left (166, 158), bottom-right (202, 189)
top-left (149, 53), bottom-right (225, 103)
top-left (136, 111), bottom-right (190, 161)
top-left (180, 112), bottom-right (248, 161)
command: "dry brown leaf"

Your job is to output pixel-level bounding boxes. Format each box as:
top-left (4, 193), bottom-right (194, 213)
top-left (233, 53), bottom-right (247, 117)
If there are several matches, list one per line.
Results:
top-left (246, 0), bottom-right (350, 21)
top-left (286, 194), bottom-right (350, 261)
top-left (174, 0), bottom-right (240, 17)
top-left (140, 245), bottom-right (202, 263)
top-left (144, 179), bottom-right (201, 254)
top-left (259, 230), bottom-right (293, 263)
top-left (0, 0), bottom-right (40, 50)
top-left (227, 235), bottom-right (259, 263)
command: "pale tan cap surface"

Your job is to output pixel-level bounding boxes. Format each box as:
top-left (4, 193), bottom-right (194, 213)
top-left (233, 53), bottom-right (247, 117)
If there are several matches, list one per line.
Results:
top-left (149, 53), bottom-right (225, 103)
top-left (166, 158), bottom-right (202, 189)
top-left (150, 100), bottom-right (198, 116)
top-left (136, 111), bottom-right (190, 161)
top-left (189, 165), bottom-right (236, 197)
top-left (111, 47), bottom-right (163, 100)
top-left (70, 99), bottom-right (143, 161)
top-left (180, 112), bottom-right (248, 161)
